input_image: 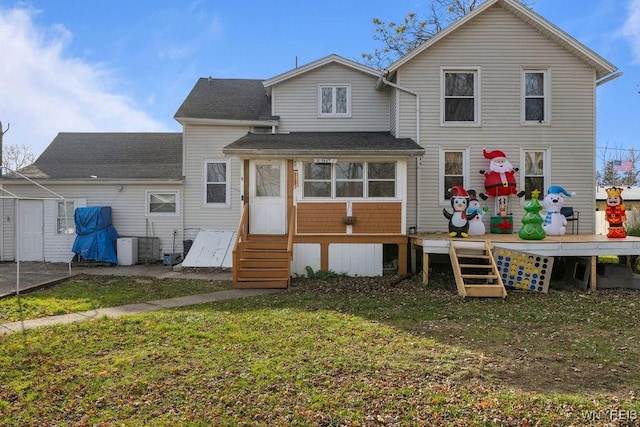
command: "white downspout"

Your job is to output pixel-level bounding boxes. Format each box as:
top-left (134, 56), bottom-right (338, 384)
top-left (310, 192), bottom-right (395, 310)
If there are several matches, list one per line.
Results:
top-left (381, 71), bottom-right (421, 231)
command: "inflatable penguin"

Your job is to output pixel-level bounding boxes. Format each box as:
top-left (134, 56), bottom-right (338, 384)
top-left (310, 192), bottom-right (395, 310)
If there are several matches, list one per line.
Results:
top-left (542, 185), bottom-right (576, 236)
top-left (443, 186), bottom-right (477, 238)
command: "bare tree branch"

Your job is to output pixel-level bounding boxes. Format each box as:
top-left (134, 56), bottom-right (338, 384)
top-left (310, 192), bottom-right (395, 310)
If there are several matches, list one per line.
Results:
top-left (362, 0), bottom-right (536, 68)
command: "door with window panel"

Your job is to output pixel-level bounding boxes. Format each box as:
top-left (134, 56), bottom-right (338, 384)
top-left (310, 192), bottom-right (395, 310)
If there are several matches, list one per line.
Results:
top-left (249, 160), bottom-right (286, 234)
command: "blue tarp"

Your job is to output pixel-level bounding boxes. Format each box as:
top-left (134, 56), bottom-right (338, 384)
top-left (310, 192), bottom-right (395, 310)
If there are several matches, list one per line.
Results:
top-left (71, 206), bottom-right (119, 264)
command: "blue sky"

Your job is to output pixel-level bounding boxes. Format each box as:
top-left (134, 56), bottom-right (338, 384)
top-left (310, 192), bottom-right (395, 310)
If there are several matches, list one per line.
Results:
top-left (0, 0), bottom-right (638, 170)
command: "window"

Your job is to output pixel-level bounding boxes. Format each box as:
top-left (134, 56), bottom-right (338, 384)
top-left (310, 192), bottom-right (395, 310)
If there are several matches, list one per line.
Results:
top-left (440, 149), bottom-right (468, 202)
top-left (147, 191), bottom-right (179, 215)
top-left (368, 162), bottom-right (396, 198)
top-left (204, 161), bottom-right (229, 205)
top-left (57, 201), bottom-right (75, 234)
top-left (302, 161), bottom-right (396, 199)
top-left (522, 150), bottom-right (547, 199)
top-left (442, 69), bottom-right (479, 124)
top-left (303, 162), bottom-right (332, 197)
top-left (255, 163), bottom-right (281, 197)
top-left (318, 84), bottom-right (350, 117)
top-left (336, 162), bottom-right (363, 197)
top-left (523, 69), bottom-right (549, 124)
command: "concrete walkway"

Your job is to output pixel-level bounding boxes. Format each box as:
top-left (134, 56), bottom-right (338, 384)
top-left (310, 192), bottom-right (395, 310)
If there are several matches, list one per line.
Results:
top-left (0, 288), bottom-right (282, 335)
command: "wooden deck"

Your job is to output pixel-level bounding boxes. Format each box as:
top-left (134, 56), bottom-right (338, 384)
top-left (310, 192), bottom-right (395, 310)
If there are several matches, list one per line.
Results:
top-left (409, 233), bottom-right (640, 292)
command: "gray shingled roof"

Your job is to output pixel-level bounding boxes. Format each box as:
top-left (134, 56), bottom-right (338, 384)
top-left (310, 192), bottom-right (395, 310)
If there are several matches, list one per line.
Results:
top-left (174, 78), bottom-right (275, 122)
top-left (4, 132), bottom-right (182, 181)
top-left (223, 132), bottom-right (424, 157)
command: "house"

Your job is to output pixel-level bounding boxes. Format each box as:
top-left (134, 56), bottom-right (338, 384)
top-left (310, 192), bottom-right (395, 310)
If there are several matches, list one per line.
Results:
top-left (0, 133), bottom-right (182, 263)
top-left (0, 0), bottom-right (619, 287)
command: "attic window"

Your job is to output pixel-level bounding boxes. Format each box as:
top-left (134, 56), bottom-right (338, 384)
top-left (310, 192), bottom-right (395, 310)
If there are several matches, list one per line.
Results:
top-left (318, 84), bottom-right (351, 117)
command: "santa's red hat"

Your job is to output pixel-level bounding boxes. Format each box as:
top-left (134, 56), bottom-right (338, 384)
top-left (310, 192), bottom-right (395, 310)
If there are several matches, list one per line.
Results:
top-left (483, 149), bottom-right (506, 160)
top-left (448, 186), bottom-right (469, 198)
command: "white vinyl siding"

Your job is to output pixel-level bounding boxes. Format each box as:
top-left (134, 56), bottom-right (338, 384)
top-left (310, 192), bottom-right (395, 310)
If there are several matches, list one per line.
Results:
top-left (272, 63), bottom-right (390, 132)
top-left (1, 184), bottom-right (181, 262)
top-left (182, 124), bottom-right (245, 238)
top-left (401, 5), bottom-right (597, 233)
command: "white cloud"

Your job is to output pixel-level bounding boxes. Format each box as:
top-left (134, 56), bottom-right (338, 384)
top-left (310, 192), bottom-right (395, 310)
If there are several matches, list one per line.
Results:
top-left (0, 7), bottom-right (167, 157)
top-left (622, 0), bottom-right (640, 63)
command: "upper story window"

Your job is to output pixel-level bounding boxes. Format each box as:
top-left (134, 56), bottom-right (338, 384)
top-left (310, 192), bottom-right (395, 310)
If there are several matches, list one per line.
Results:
top-left (523, 69), bottom-right (550, 124)
top-left (302, 161), bottom-right (396, 199)
top-left (204, 160), bottom-right (230, 205)
top-left (318, 84), bottom-right (351, 117)
top-left (147, 191), bottom-right (179, 215)
top-left (440, 149), bottom-right (469, 202)
top-left (522, 149), bottom-right (548, 200)
top-left (57, 201), bottom-right (75, 234)
top-left (442, 68), bottom-right (479, 125)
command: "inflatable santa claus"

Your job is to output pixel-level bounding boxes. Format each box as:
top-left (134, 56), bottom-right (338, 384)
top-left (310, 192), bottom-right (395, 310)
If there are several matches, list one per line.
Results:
top-left (479, 148), bottom-right (525, 216)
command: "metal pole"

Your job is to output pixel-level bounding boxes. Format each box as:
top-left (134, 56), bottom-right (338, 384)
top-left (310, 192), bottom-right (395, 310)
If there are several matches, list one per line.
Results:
top-left (15, 198), bottom-right (20, 295)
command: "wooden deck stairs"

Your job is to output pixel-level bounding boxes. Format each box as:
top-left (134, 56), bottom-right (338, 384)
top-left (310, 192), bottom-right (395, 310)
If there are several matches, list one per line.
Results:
top-left (449, 240), bottom-right (507, 298)
top-left (233, 234), bottom-right (290, 288)
top-left (232, 205), bottom-right (294, 289)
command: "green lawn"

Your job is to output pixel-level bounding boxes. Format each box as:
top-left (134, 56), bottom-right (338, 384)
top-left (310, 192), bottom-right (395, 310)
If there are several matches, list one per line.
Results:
top-left (1, 271), bottom-right (639, 426)
top-left (0, 274), bottom-right (232, 323)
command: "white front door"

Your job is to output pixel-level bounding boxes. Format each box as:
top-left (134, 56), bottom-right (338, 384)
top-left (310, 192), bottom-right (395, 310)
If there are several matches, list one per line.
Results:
top-left (249, 159), bottom-right (286, 234)
top-left (17, 200), bottom-right (44, 261)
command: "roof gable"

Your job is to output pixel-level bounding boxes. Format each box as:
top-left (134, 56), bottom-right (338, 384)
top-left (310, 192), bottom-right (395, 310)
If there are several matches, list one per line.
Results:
top-left (386, 0), bottom-right (617, 81)
top-left (263, 54), bottom-right (380, 89)
top-left (7, 133), bottom-right (183, 181)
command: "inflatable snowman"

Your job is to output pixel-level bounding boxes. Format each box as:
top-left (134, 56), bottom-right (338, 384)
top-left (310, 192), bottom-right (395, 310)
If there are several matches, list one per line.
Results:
top-left (466, 189), bottom-right (487, 236)
top-left (542, 185), bottom-right (575, 236)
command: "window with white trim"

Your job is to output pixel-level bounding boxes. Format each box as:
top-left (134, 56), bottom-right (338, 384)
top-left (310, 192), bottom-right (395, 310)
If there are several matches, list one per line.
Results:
top-left (368, 162), bottom-right (396, 197)
top-left (318, 84), bottom-right (351, 117)
top-left (522, 149), bottom-right (547, 200)
top-left (204, 160), bottom-right (230, 205)
top-left (336, 162), bottom-right (363, 197)
top-left (523, 69), bottom-right (549, 124)
top-left (440, 149), bottom-right (469, 202)
top-left (57, 201), bottom-right (75, 234)
top-left (302, 161), bottom-right (396, 199)
top-left (147, 191), bottom-right (179, 215)
top-left (442, 69), bottom-right (479, 124)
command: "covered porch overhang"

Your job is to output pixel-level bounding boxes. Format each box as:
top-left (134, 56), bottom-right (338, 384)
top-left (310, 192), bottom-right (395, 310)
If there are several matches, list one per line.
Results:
top-left (222, 131), bottom-right (425, 158)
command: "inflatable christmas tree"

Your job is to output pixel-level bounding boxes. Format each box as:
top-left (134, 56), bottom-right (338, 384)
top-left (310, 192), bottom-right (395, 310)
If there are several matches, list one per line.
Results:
top-left (519, 189), bottom-right (546, 240)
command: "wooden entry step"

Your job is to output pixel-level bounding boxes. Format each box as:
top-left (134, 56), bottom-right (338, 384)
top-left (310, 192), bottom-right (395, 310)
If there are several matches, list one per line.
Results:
top-left (449, 240), bottom-right (506, 298)
top-left (234, 234), bottom-right (290, 289)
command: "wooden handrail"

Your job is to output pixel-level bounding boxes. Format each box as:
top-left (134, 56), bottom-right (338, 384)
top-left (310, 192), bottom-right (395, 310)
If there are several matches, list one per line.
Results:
top-left (287, 205), bottom-right (296, 259)
top-left (232, 204), bottom-right (249, 283)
